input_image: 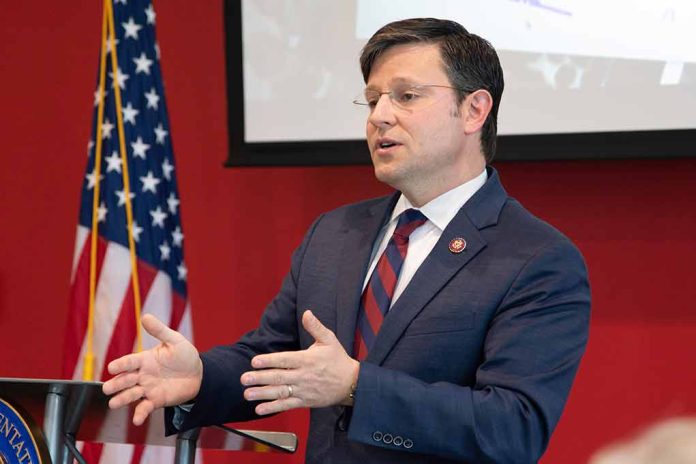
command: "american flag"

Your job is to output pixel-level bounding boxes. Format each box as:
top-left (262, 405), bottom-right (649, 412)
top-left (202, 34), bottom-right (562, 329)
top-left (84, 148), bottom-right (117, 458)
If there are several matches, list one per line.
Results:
top-left (63, 0), bottom-right (196, 462)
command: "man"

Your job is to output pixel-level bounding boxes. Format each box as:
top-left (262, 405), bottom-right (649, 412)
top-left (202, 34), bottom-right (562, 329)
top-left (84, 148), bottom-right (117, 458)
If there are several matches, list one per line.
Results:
top-left (104, 18), bottom-right (590, 463)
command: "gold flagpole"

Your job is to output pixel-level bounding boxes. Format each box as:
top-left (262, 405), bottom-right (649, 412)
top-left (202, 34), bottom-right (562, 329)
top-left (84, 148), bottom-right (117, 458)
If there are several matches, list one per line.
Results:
top-left (84, 0), bottom-right (111, 381)
top-left (105, 0), bottom-right (144, 353)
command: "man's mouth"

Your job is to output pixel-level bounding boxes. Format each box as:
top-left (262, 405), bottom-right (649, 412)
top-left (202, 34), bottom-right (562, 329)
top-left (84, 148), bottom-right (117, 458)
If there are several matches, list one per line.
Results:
top-left (375, 138), bottom-right (401, 153)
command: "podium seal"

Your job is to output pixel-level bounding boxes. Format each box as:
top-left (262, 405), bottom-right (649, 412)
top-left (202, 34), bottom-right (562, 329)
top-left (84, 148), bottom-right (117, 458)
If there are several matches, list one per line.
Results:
top-left (0, 398), bottom-right (48, 464)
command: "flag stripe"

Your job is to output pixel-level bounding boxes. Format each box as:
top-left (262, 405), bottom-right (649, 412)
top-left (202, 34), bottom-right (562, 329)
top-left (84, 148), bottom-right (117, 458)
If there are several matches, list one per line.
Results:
top-left (81, 442), bottom-right (105, 464)
top-left (63, 230), bottom-right (109, 378)
top-left (98, 259), bottom-right (158, 381)
top-left (170, 289), bottom-right (186, 333)
top-left (71, 225), bottom-right (91, 282)
top-left (130, 445), bottom-right (145, 464)
top-left (142, 272), bottom-right (173, 338)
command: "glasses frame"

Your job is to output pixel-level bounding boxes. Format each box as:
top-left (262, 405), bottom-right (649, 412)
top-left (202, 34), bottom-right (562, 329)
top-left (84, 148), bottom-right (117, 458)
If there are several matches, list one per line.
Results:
top-left (352, 84), bottom-right (471, 112)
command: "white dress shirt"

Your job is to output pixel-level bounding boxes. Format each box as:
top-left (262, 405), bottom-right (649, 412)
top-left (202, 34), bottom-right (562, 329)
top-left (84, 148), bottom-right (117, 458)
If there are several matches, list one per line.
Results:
top-left (361, 169), bottom-right (488, 307)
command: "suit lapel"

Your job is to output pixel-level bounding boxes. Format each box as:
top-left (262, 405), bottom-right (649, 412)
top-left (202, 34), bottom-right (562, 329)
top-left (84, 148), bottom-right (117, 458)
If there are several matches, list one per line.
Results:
top-left (366, 211), bottom-right (486, 364)
top-left (367, 168), bottom-right (509, 365)
top-left (335, 194), bottom-right (398, 352)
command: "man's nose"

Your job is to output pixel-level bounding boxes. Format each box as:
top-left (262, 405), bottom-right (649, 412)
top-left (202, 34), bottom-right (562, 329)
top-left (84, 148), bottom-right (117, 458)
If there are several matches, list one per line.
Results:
top-left (368, 94), bottom-right (397, 128)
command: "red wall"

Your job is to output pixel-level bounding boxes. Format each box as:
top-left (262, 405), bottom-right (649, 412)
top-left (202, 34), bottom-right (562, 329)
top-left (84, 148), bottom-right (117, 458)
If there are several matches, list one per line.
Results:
top-left (1, 2), bottom-right (695, 463)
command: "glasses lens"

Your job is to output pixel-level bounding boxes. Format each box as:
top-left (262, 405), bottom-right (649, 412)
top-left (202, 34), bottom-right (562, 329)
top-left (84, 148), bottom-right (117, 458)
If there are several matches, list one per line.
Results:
top-left (353, 84), bottom-right (462, 111)
top-left (391, 84), bottom-right (422, 109)
top-left (364, 90), bottom-right (380, 107)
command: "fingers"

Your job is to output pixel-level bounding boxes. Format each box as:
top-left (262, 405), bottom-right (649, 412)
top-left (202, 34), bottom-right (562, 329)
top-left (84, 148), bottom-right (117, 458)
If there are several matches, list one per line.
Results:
top-left (105, 381), bottom-right (156, 425)
top-left (105, 386), bottom-right (155, 425)
top-left (142, 313), bottom-right (184, 345)
top-left (107, 352), bottom-right (144, 376)
top-left (255, 397), bottom-right (305, 416)
top-left (243, 383), bottom-right (295, 402)
top-left (251, 351), bottom-right (302, 370)
top-left (241, 371), bottom-right (305, 415)
top-left (102, 371), bottom-right (139, 395)
top-left (302, 310), bottom-right (336, 344)
top-left (107, 384), bottom-right (145, 409)
top-left (133, 399), bottom-right (156, 426)
top-left (241, 368), bottom-right (295, 387)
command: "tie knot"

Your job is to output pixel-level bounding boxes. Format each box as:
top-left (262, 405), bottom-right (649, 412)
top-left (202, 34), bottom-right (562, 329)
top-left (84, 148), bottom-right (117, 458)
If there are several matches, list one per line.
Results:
top-left (393, 209), bottom-right (427, 242)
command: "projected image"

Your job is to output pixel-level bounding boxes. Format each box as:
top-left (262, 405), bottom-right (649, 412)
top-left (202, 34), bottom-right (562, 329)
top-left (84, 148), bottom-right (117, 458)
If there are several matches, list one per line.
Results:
top-left (358, 1), bottom-right (695, 67)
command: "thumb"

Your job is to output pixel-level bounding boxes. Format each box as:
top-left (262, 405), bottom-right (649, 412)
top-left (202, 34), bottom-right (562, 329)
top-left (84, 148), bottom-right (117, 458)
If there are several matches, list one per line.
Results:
top-left (142, 314), bottom-right (183, 345)
top-left (302, 310), bottom-right (335, 344)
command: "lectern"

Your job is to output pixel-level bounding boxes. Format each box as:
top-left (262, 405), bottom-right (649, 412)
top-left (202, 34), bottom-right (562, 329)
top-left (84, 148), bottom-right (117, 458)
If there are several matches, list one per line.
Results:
top-left (0, 378), bottom-right (297, 464)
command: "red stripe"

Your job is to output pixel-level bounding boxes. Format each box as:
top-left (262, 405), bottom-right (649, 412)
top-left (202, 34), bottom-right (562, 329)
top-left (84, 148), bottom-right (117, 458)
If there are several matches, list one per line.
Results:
top-left (62, 234), bottom-right (108, 378)
top-left (81, 442), bottom-right (104, 464)
top-left (130, 444), bottom-right (145, 464)
top-left (362, 288), bottom-right (384, 336)
top-left (375, 253), bottom-right (398, 300)
top-left (354, 329), bottom-right (368, 360)
top-left (397, 240), bottom-right (409, 260)
top-left (170, 290), bottom-right (186, 331)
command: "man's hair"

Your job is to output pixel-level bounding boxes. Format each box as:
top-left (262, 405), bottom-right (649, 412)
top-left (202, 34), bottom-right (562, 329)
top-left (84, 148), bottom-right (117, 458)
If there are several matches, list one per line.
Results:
top-left (360, 18), bottom-right (504, 162)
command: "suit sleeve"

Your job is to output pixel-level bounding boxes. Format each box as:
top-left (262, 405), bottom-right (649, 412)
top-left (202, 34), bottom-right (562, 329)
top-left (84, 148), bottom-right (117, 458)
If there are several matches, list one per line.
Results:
top-left (170, 214), bottom-right (325, 432)
top-left (347, 239), bottom-right (591, 463)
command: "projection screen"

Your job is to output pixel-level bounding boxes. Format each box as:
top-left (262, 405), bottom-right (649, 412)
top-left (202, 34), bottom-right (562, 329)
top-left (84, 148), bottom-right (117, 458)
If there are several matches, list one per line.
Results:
top-left (224, 0), bottom-right (696, 165)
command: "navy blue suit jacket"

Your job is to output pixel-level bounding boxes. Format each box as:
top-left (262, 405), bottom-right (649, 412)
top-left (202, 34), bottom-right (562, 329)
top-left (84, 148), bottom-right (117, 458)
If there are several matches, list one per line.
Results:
top-left (174, 168), bottom-right (591, 463)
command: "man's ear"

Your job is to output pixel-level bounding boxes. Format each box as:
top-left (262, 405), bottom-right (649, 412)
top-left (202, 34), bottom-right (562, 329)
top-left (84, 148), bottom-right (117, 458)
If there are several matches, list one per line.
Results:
top-left (462, 89), bottom-right (493, 135)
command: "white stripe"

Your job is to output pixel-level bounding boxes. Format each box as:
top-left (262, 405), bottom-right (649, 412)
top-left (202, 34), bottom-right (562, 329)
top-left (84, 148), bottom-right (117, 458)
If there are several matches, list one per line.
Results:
top-left (177, 301), bottom-right (194, 342)
top-left (140, 445), bottom-right (176, 462)
top-left (140, 271), bottom-right (173, 350)
top-left (71, 225), bottom-right (90, 283)
top-left (72, 241), bottom-right (132, 380)
top-left (98, 443), bottom-right (134, 464)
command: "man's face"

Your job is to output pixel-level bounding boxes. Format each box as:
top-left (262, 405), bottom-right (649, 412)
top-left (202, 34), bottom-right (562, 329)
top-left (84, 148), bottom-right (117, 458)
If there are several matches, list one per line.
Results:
top-left (364, 43), bottom-right (473, 204)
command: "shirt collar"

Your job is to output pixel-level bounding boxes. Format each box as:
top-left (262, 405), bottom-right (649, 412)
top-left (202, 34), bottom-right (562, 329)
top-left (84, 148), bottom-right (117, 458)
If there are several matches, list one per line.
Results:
top-left (390, 169), bottom-right (488, 231)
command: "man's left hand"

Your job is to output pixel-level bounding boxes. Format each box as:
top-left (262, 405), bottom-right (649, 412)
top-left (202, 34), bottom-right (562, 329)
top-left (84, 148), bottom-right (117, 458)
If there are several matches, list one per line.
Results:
top-left (241, 310), bottom-right (359, 415)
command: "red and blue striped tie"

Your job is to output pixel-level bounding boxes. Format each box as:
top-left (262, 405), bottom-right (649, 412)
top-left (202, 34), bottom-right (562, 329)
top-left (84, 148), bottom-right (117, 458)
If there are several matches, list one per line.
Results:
top-left (354, 209), bottom-right (428, 360)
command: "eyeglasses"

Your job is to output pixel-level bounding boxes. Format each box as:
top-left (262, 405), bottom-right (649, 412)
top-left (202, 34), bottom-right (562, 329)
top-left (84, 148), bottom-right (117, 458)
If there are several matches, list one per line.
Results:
top-left (352, 83), bottom-right (469, 113)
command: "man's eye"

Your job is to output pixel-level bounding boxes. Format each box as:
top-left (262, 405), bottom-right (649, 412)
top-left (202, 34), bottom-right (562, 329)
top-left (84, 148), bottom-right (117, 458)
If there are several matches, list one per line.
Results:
top-left (396, 91), bottom-right (419, 104)
top-left (365, 94), bottom-right (380, 107)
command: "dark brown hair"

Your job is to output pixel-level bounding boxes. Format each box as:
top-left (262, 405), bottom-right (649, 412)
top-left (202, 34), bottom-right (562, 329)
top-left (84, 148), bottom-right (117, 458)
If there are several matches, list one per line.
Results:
top-left (360, 18), bottom-right (504, 162)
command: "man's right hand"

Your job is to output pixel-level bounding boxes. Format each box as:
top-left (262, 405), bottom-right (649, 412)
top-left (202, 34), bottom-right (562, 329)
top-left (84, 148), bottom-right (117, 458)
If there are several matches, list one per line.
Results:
top-left (102, 314), bottom-right (203, 426)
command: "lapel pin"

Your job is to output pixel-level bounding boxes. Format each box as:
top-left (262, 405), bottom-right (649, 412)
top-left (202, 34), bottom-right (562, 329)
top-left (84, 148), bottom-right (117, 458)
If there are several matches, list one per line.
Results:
top-left (448, 237), bottom-right (467, 254)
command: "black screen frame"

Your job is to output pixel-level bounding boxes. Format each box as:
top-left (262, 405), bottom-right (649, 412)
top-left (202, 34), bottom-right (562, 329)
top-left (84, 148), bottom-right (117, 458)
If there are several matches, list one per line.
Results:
top-left (223, 0), bottom-right (696, 167)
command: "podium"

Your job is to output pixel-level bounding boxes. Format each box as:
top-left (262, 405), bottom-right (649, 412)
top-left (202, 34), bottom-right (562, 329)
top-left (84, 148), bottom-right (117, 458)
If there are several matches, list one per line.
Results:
top-left (0, 378), bottom-right (297, 464)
